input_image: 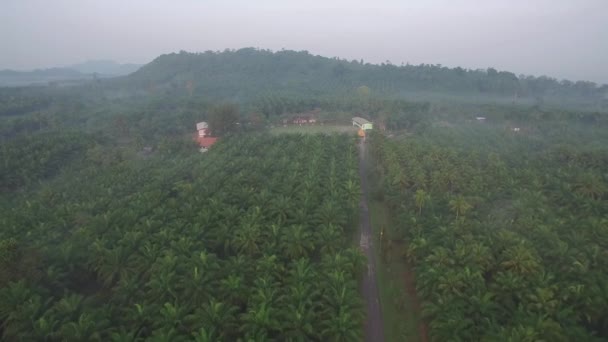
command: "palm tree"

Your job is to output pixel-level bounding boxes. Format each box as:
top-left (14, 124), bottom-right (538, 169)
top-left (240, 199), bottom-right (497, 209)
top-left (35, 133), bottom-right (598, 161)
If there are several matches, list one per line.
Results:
top-left (156, 302), bottom-right (188, 333)
top-left (145, 269), bottom-right (178, 303)
top-left (573, 172), bottom-right (605, 201)
top-left (425, 247), bottom-right (453, 268)
top-left (147, 327), bottom-right (188, 342)
top-left (270, 195), bottom-right (292, 224)
top-left (225, 254), bottom-right (249, 279)
top-left (191, 327), bottom-right (217, 342)
top-left (342, 179), bottom-right (361, 209)
top-left (251, 276), bottom-right (282, 305)
top-left (170, 237), bottom-right (194, 258)
top-left (0, 281), bottom-right (50, 340)
top-left (414, 189), bottom-right (430, 215)
top-left (287, 207), bottom-right (310, 227)
top-left (343, 248), bottom-right (367, 277)
top-left (0, 280), bottom-right (33, 323)
top-left (282, 301), bottom-right (316, 341)
top-left (135, 241), bottom-right (162, 271)
top-left (233, 223), bottom-right (261, 256)
top-left (526, 287), bottom-right (560, 315)
top-left (255, 254), bottom-right (284, 282)
top-left (320, 307), bottom-right (362, 341)
top-left (94, 245), bottom-right (135, 287)
top-left (176, 265), bottom-right (212, 308)
top-left (240, 302), bottom-right (280, 338)
top-left (261, 224), bottom-right (281, 255)
top-left (197, 299), bottom-right (237, 337)
top-left (287, 258), bottom-right (315, 285)
top-left (315, 224), bottom-right (342, 255)
top-left (321, 282), bottom-right (360, 314)
top-left (491, 271), bottom-right (526, 309)
top-left (500, 244), bottom-right (541, 276)
top-left (219, 274), bottom-right (247, 307)
top-left (466, 241), bottom-right (493, 272)
top-left (111, 272), bottom-right (145, 305)
top-left (53, 293), bottom-right (85, 322)
top-left (390, 169), bottom-right (408, 188)
top-left (59, 312), bottom-right (109, 341)
top-left (428, 308), bottom-right (475, 342)
top-left (468, 291), bottom-right (500, 327)
top-left (281, 225), bottom-right (314, 259)
top-left (315, 200), bottom-right (347, 228)
top-left (32, 315), bottom-right (60, 341)
top-left (120, 303), bottom-right (153, 339)
top-left (449, 195), bottom-right (472, 219)
top-left (405, 236), bottom-right (429, 264)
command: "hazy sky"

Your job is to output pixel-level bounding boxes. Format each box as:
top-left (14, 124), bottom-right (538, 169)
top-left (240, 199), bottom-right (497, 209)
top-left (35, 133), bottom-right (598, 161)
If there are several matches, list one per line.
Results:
top-left (1, 0), bottom-right (607, 83)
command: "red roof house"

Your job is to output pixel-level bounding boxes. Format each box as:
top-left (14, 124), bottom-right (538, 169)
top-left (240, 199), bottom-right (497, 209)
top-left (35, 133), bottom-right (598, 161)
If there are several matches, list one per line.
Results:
top-left (197, 136), bottom-right (218, 149)
top-left (198, 128), bottom-right (210, 137)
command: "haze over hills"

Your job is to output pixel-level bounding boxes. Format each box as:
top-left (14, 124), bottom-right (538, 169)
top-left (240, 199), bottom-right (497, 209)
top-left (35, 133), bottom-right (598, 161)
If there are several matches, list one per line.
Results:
top-left (114, 48), bottom-right (607, 109)
top-left (0, 60), bottom-right (142, 87)
top-left (68, 60), bottom-right (142, 76)
top-left (0, 68), bottom-right (88, 87)
top-left (2, 48), bottom-right (606, 111)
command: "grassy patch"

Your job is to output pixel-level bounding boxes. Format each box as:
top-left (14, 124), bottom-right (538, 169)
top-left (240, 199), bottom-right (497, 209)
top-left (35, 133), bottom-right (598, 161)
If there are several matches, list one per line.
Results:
top-left (270, 124), bottom-right (358, 135)
top-left (369, 200), bottom-right (422, 342)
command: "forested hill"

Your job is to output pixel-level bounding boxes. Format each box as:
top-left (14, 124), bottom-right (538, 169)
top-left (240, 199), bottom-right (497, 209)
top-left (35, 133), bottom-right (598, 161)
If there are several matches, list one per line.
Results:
top-left (117, 48), bottom-right (608, 108)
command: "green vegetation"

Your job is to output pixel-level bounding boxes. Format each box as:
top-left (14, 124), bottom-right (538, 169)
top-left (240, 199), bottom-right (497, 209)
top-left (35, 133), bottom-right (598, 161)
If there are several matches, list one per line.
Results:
top-left (369, 200), bottom-right (422, 342)
top-left (0, 133), bottom-right (365, 340)
top-left (117, 49), bottom-right (608, 110)
top-left (1, 47), bottom-right (607, 341)
top-left (0, 132), bottom-right (92, 191)
top-left (369, 124), bottom-right (608, 341)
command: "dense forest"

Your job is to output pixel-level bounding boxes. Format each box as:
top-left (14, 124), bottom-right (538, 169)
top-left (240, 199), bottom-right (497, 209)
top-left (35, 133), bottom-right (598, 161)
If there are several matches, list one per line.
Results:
top-left (1, 47), bottom-right (608, 341)
top-left (369, 124), bottom-right (608, 340)
top-left (114, 49), bottom-right (608, 110)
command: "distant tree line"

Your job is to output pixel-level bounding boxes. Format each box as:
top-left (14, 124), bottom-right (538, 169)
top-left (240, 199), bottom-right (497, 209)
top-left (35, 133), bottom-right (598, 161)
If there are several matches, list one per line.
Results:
top-left (109, 48), bottom-right (607, 108)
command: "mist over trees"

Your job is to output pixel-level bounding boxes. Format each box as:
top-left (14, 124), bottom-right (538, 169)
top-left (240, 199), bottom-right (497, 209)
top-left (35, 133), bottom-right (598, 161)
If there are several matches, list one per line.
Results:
top-left (0, 46), bottom-right (607, 340)
top-left (114, 48), bottom-right (607, 109)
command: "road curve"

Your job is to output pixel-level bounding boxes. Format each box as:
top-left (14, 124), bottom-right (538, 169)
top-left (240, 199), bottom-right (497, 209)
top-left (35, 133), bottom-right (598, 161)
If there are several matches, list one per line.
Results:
top-left (358, 139), bottom-right (385, 342)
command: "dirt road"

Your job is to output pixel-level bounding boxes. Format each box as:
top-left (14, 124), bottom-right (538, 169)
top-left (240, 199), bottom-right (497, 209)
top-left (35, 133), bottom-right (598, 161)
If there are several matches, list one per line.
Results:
top-left (358, 139), bottom-right (385, 342)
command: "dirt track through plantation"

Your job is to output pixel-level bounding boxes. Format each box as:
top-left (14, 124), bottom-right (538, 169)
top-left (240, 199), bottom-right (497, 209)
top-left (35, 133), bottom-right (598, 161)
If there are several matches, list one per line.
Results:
top-left (358, 139), bottom-right (385, 342)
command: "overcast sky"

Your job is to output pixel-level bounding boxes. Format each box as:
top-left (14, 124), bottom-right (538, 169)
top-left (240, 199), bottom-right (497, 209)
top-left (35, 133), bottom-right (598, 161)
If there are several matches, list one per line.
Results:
top-left (1, 0), bottom-right (607, 83)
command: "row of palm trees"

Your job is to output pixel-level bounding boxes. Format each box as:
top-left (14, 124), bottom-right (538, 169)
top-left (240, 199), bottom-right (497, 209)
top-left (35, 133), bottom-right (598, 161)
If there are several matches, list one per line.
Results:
top-left (369, 126), bottom-right (608, 341)
top-left (0, 133), bottom-right (365, 341)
